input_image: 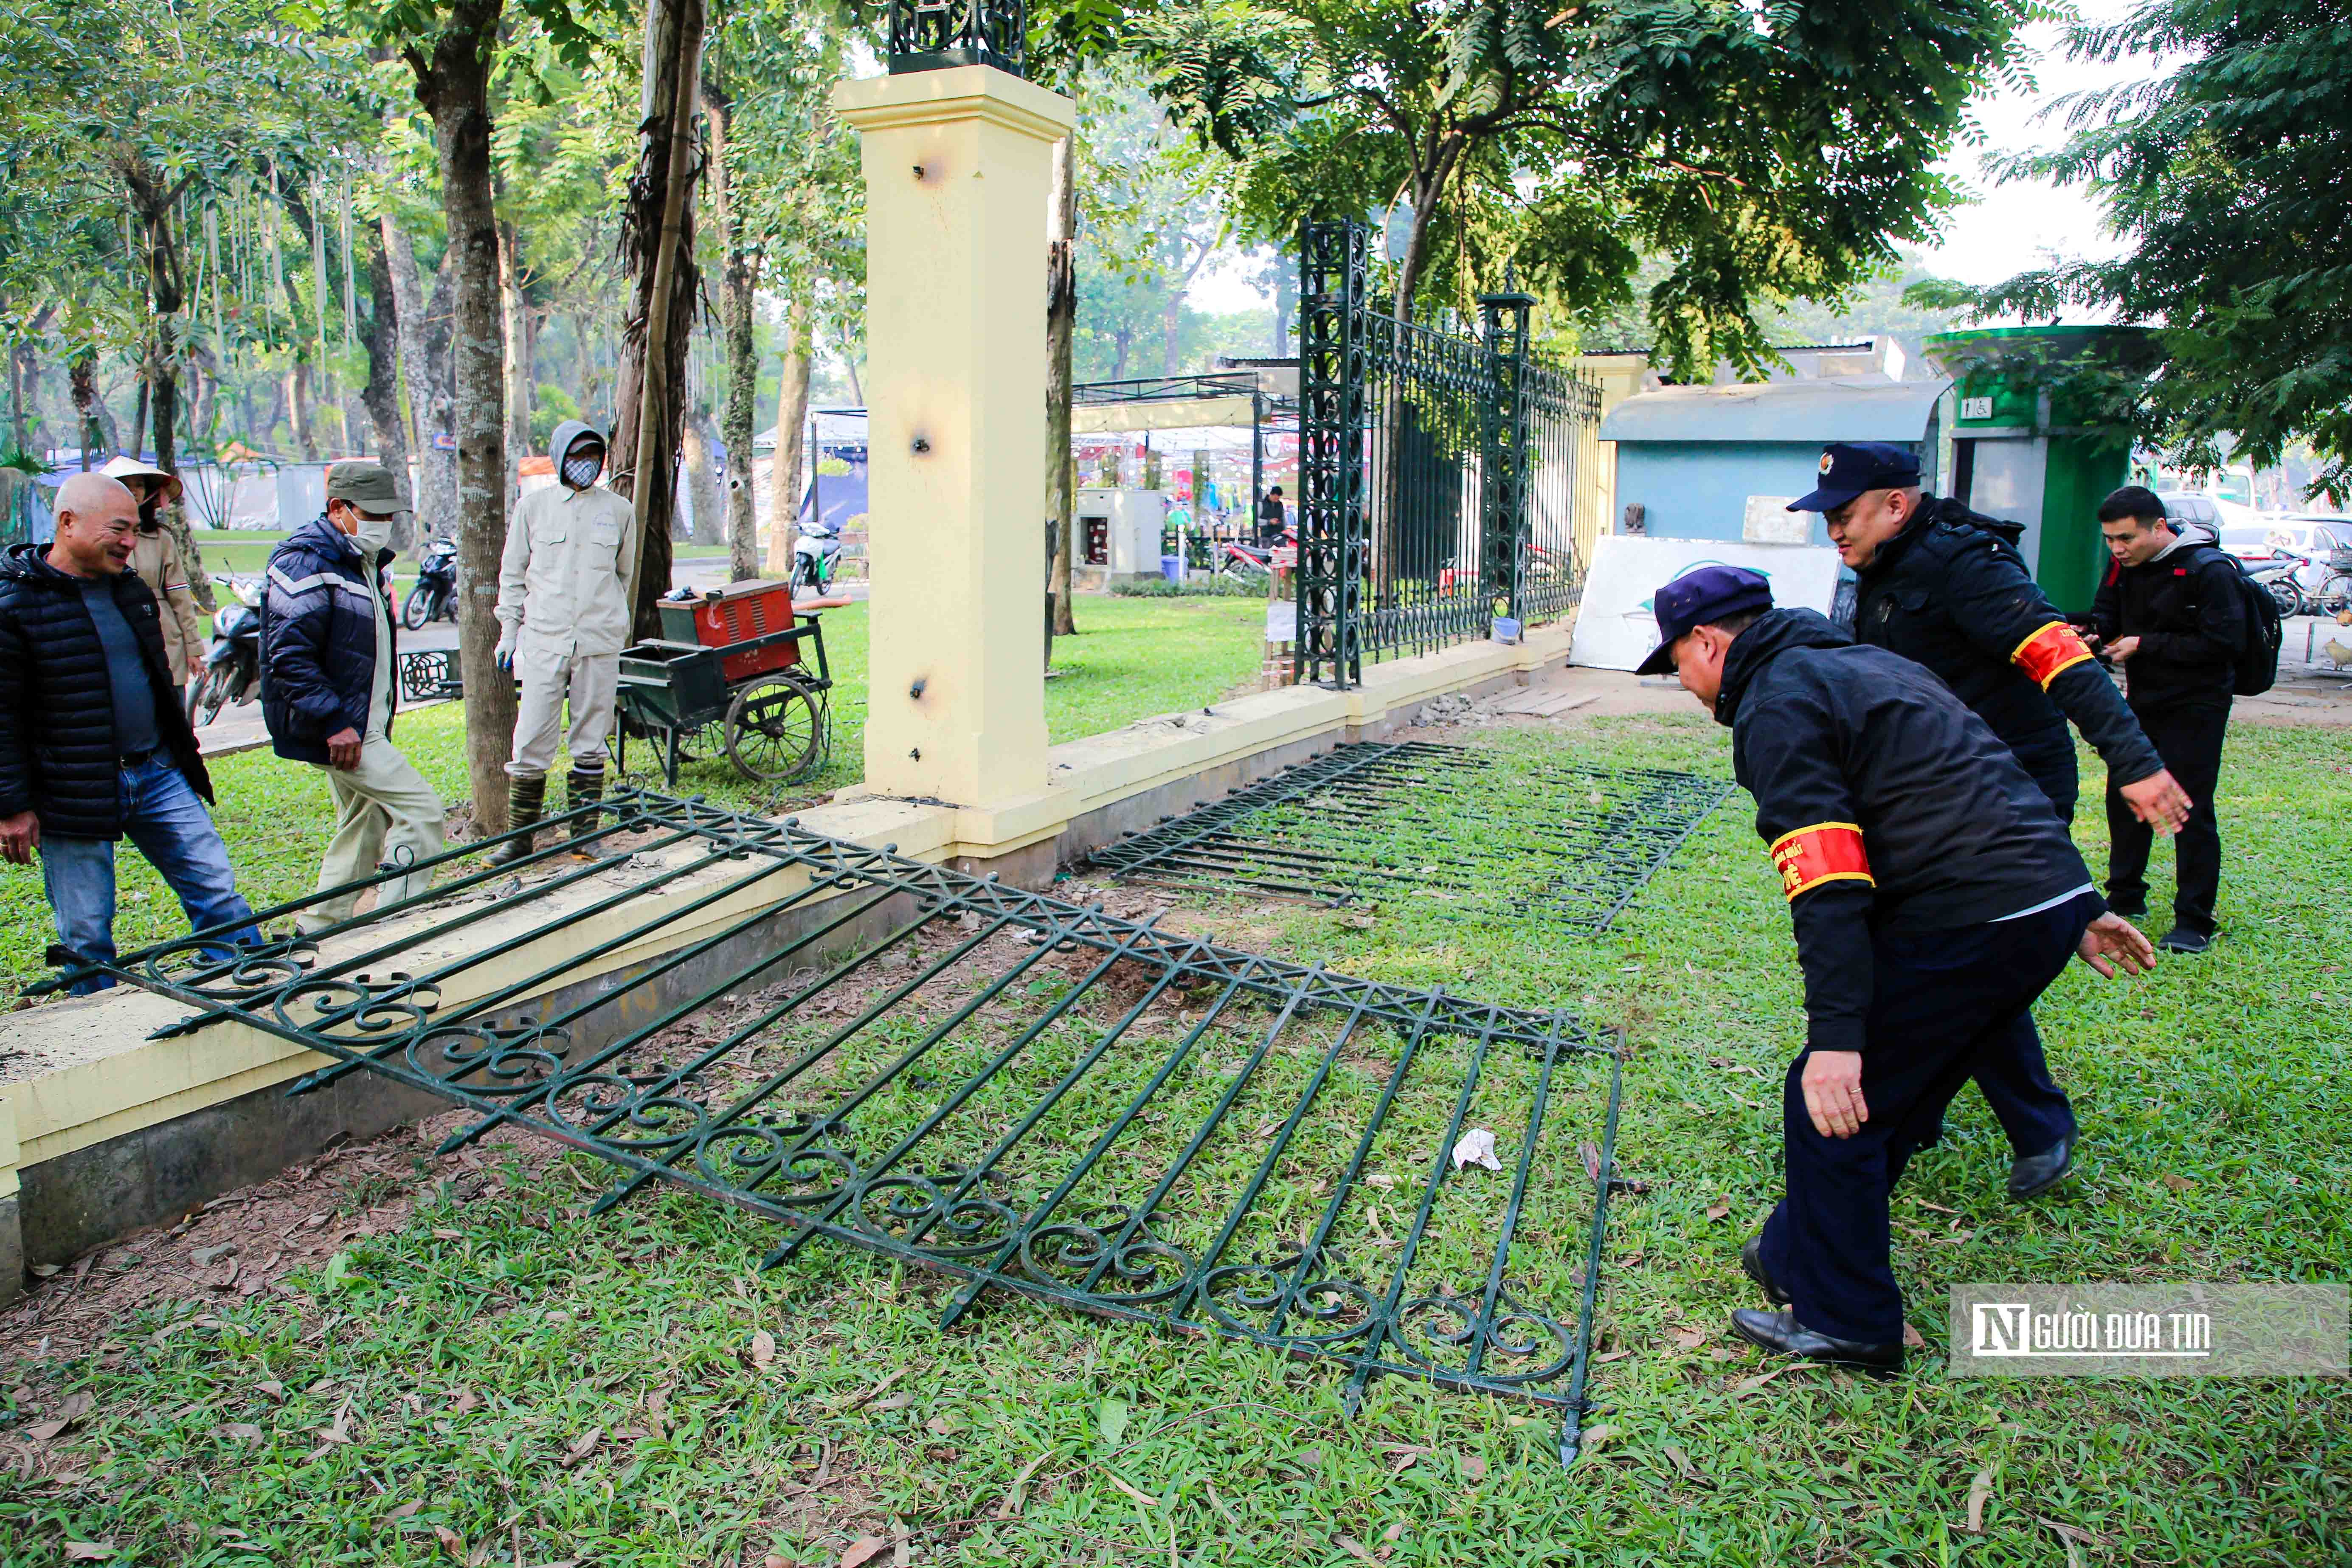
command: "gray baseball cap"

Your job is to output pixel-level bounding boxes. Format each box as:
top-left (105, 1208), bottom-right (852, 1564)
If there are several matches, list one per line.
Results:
top-left (326, 461), bottom-right (403, 513)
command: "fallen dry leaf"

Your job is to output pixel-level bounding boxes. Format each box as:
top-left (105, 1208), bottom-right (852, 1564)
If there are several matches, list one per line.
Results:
top-left (1450, 1128), bottom-right (1502, 1171)
top-left (1964, 1467), bottom-right (1994, 1533)
top-left (433, 1525), bottom-right (465, 1559)
top-left (560, 1427), bottom-right (602, 1467)
top-left (1735, 1368), bottom-right (1790, 1393)
top-left (432, 1228), bottom-right (464, 1241)
top-left (868, 1393), bottom-right (913, 1412)
top-left (838, 1538), bottom-right (889, 1568)
top-left (222, 1423), bottom-right (264, 1442)
top-left (1704, 1197), bottom-right (1732, 1222)
top-left (1904, 1322), bottom-right (1927, 1350)
top-left (1460, 1454), bottom-right (1487, 1482)
top-left (1596, 1348), bottom-right (1634, 1364)
top-left (1334, 1536), bottom-right (1379, 1565)
top-left (1380, 1443), bottom-right (1435, 1472)
top-left (2162, 1174), bottom-right (2196, 1193)
top-left (257, 1381), bottom-right (284, 1399)
top-left (1660, 1441), bottom-right (1699, 1481)
top-left (845, 1369), bottom-right (907, 1408)
top-left (449, 1388), bottom-right (479, 1415)
top-left (749, 1329), bottom-right (777, 1368)
top-left (1103, 1469), bottom-right (1160, 1508)
top-left (1671, 1325), bottom-right (1708, 1351)
top-left (387, 1501), bottom-right (423, 1520)
top-left (1381, 1521), bottom-right (1405, 1544)
top-left (62, 1544), bottom-right (114, 1562)
top-left (994, 1447), bottom-right (1058, 1519)
top-left (1578, 1423), bottom-right (1620, 1452)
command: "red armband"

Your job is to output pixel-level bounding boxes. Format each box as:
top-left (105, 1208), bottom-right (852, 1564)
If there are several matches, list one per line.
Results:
top-left (2009, 621), bottom-right (2094, 688)
top-left (1769, 822), bottom-right (1874, 901)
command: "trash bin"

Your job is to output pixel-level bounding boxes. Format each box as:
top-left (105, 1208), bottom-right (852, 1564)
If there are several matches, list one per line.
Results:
top-left (1160, 554), bottom-right (1184, 584)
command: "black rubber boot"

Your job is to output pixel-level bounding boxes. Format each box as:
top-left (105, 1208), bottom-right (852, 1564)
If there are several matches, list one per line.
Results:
top-left (484, 774), bottom-right (547, 868)
top-left (563, 765), bottom-right (605, 845)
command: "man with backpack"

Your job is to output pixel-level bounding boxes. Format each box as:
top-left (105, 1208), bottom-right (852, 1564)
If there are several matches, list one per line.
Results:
top-left (2090, 485), bottom-right (2251, 955)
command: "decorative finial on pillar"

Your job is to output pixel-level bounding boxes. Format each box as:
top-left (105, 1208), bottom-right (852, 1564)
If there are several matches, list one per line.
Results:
top-left (888, 0), bottom-right (1027, 77)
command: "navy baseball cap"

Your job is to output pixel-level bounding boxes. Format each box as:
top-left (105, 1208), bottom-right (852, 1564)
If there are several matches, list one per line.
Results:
top-left (1789, 441), bottom-right (1922, 513)
top-left (1634, 565), bottom-right (1775, 675)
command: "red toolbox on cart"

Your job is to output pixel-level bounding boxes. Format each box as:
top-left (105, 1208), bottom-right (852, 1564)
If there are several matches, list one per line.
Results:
top-left (656, 580), bottom-right (812, 683)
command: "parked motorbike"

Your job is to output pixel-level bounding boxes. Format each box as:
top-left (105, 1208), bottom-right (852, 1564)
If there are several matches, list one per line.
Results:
top-left (793, 517), bottom-right (843, 593)
top-left (187, 578), bottom-right (262, 726)
top-left (402, 535), bottom-right (458, 628)
top-left (1216, 526), bottom-right (1297, 582)
top-left (2248, 554), bottom-right (2310, 618)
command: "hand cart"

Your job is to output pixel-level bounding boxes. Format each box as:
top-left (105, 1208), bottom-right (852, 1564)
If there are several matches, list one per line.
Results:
top-left (613, 582), bottom-right (849, 786)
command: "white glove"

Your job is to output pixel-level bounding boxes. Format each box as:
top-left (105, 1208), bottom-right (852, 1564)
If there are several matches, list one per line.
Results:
top-left (495, 629), bottom-right (518, 671)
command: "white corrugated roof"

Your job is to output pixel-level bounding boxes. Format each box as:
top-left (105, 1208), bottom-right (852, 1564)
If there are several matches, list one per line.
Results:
top-left (1599, 376), bottom-right (1951, 444)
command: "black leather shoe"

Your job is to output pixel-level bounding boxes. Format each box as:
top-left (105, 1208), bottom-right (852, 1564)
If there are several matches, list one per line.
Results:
top-left (2007, 1134), bottom-right (2074, 1200)
top-left (1741, 1233), bottom-right (1790, 1305)
top-left (2158, 926), bottom-right (2212, 954)
top-left (1730, 1309), bottom-right (1903, 1373)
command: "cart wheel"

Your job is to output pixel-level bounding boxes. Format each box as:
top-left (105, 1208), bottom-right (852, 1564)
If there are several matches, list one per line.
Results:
top-left (725, 673), bottom-right (824, 783)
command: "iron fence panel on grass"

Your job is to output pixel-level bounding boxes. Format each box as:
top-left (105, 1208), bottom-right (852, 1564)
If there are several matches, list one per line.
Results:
top-left (43, 787), bottom-right (1626, 1464)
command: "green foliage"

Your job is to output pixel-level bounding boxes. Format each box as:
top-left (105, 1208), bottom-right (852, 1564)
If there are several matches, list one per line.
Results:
top-left (1133, 0), bottom-right (2040, 379)
top-left (1916, 0), bottom-right (2352, 502)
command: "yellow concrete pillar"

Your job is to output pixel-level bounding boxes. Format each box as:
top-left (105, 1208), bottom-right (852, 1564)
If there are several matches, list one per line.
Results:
top-left (834, 66), bottom-right (1074, 808)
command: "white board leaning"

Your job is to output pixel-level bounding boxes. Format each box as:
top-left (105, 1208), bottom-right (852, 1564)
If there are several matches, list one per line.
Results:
top-left (1570, 535), bottom-right (1845, 672)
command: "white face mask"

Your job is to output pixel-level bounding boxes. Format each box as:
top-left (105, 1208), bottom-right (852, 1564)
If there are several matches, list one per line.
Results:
top-left (353, 512), bottom-right (395, 555)
top-left (562, 446), bottom-right (604, 490)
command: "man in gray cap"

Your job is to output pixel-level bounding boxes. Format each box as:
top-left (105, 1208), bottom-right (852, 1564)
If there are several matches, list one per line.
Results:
top-left (261, 461), bottom-right (447, 930)
top-left (488, 420), bottom-right (634, 865)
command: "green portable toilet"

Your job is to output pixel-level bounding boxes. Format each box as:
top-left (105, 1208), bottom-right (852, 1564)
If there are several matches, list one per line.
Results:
top-left (1924, 325), bottom-right (2153, 614)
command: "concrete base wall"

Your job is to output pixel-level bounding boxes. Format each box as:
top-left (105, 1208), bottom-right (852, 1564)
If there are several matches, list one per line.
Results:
top-left (0, 1196), bottom-right (19, 1309)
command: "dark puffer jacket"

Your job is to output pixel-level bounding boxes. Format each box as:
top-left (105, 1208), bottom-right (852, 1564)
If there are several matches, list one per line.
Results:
top-left (259, 515), bottom-right (397, 765)
top-left (1853, 495), bottom-right (2162, 786)
top-left (1718, 608), bottom-right (2097, 1056)
top-left (0, 543), bottom-right (214, 839)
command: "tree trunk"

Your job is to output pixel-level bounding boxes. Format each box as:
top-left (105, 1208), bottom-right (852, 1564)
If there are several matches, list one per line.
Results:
top-left (612, 0), bottom-right (703, 640)
top-left (499, 220), bottom-right (535, 495)
top-left (289, 362), bottom-right (319, 461)
top-left (703, 70), bottom-right (762, 583)
top-left (361, 230), bottom-right (419, 550)
top-left (408, 0), bottom-right (517, 830)
top-left (413, 245), bottom-right (459, 538)
top-left (766, 292), bottom-right (810, 575)
top-left (124, 159), bottom-right (210, 605)
top-left (1046, 133), bottom-right (1077, 636)
top-left (682, 408), bottom-right (723, 550)
top-left (836, 318), bottom-right (863, 407)
top-left (69, 348), bottom-right (118, 463)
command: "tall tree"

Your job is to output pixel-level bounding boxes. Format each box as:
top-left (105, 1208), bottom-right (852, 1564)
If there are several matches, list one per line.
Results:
top-left (612, 0), bottom-right (705, 638)
top-left (1922, 0), bottom-right (2352, 498)
top-left (359, 227), bottom-right (419, 548)
top-left (1141, 0), bottom-right (2037, 370)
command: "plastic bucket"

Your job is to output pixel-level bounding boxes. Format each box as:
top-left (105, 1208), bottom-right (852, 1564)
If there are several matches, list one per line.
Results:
top-left (1160, 555), bottom-right (1184, 583)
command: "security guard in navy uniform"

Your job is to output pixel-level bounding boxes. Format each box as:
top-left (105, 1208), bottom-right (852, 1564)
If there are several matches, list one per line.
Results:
top-left (1787, 443), bottom-right (2191, 1202)
top-left (1636, 566), bottom-right (2156, 1369)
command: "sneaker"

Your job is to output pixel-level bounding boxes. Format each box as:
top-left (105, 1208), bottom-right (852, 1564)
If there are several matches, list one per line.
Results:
top-left (2158, 926), bottom-right (2213, 954)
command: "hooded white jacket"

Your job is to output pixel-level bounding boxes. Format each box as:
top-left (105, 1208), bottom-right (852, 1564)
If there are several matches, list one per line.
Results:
top-left (496, 419), bottom-right (637, 659)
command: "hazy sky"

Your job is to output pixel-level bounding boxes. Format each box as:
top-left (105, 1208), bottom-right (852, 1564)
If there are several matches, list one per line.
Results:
top-left (1190, 1), bottom-right (2172, 314)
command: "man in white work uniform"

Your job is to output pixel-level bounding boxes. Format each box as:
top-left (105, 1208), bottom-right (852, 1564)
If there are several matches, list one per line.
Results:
top-left (488, 420), bottom-right (635, 866)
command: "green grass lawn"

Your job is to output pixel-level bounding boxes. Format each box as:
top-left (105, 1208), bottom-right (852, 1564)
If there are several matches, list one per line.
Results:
top-left (0, 594), bottom-right (1271, 993)
top-left (0, 711), bottom-right (2342, 1564)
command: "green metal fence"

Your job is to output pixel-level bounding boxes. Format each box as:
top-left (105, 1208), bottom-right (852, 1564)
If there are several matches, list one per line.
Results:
top-left (1296, 222), bottom-right (1601, 688)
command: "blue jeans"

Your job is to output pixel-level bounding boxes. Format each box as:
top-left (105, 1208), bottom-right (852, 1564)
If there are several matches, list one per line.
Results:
top-left (39, 757), bottom-right (259, 994)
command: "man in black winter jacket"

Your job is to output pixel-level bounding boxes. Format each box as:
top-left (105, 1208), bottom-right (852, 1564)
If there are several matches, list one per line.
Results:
top-left (1636, 566), bottom-right (2155, 1370)
top-left (1791, 442), bottom-right (2191, 1201)
top-left (0, 474), bottom-right (256, 992)
top-left (2090, 486), bottom-right (2242, 954)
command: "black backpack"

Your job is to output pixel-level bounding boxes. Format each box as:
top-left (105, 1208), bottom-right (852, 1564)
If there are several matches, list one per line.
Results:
top-left (2220, 553), bottom-right (2283, 696)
